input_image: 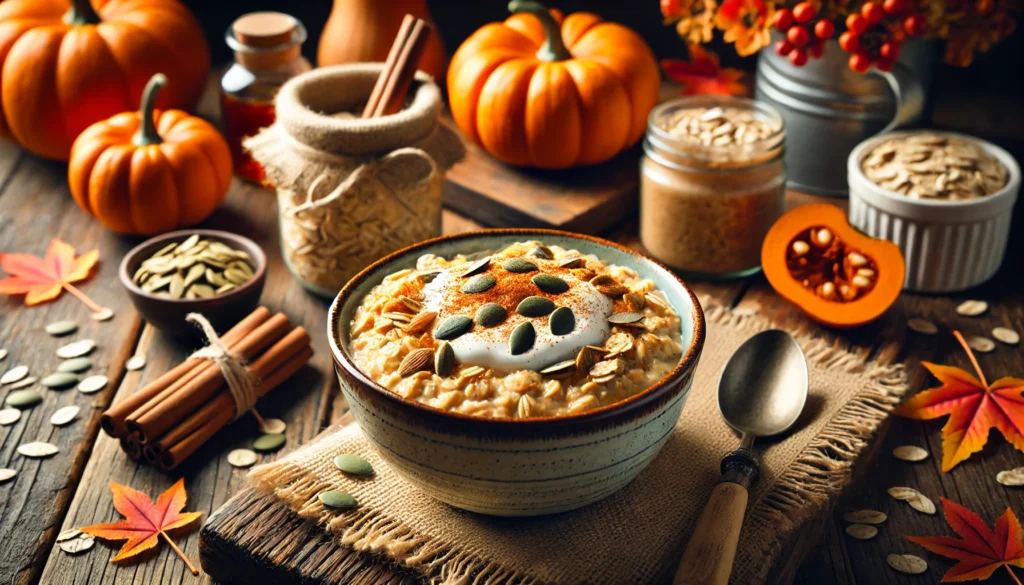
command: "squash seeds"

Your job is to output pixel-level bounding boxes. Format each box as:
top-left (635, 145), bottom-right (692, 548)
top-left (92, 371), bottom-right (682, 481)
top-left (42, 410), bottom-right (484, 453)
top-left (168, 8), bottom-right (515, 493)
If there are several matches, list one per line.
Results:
top-left (842, 510), bottom-right (887, 525)
top-left (516, 296), bottom-right (555, 317)
top-left (906, 318), bottom-right (938, 334)
top-left (0, 469), bottom-right (16, 482)
top-left (460, 256), bottom-right (491, 277)
top-left (6, 390), bottom-right (42, 409)
top-left (227, 449), bottom-right (258, 468)
top-left (1, 365), bottom-right (29, 385)
top-left (502, 258), bottom-right (538, 273)
top-left (57, 358), bottom-right (92, 373)
top-left (45, 320), bottom-right (78, 336)
top-left (50, 405), bottom-right (80, 426)
top-left (58, 534), bottom-right (95, 555)
top-left (0, 349), bottom-right (6, 361)
top-left (318, 490), bottom-right (358, 509)
top-left (475, 303), bottom-right (507, 328)
top-left (540, 360), bottom-right (575, 376)
top-left (609, 312), bottom-right (644, 325)
top-left (92, 307), bottom-right (114, 321)
top-left (531, 274), bottom-right (569, 294)
top-left (550, 307), bottom-right (575, 336)
top-left (956, 299), bottom-right (988, 316)
top-left (844, 524), bottom-right (877, 540)
top-left (253, 433), bottom-right (286, 452)
top-left (435, 316), bottom-right (473, 340)
top-left (996, 467), bottom-right (1024, 487)
top-left (18, 441), bottom-right (59, 458)
top-left (509, 322), bottom-right (536, 355)
top-left (0, 408), bottom-right (22, 425)
top-left (77, 375), bottom-right (108, 394)
top-left (461, 274), bottom-right (496, 294)
top-left (260, 418), bottom-right (287, 435)
top-left (893, 445), bottom-right (929, 462)
top-left (334, 454), bottom-right (374, 475)
top-left (125, 355), bottom-right (147, 371)
top-left (993, 327), bottom-right (1020, 345)
top-left (8, 376), bottom-right (36, 389)
top-left (966, 335), bottom-right (995, 353)
top-left (888, 486), bottom-right (936, 514)
top-left (42, 373), bottom-right (79, 389)
top-left (135, 236), bottom-right (255, 298)
top-left (887, 554), bottom-right (927, 575)
top-left (435, 342), bottom-right (455, 378)
top-left (56, 339), bottom-right (95, 359)
top-left (528, 245), bottom-right (554, 260)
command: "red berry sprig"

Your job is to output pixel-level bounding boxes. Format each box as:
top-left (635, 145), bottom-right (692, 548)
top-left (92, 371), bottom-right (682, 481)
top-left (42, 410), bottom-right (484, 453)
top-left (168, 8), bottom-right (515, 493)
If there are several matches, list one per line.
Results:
top-left (840, 0), bottom-right (924, 73)
top-left (773, 1), bottom-right (834, 67)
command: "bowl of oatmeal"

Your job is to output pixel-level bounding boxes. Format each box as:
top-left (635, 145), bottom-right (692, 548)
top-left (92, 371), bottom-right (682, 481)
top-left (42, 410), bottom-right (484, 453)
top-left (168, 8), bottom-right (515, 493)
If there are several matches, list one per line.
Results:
top-left (848, 131), bottom-right (1020, 292)
top-left (328, 229), bottom-right (705, 516)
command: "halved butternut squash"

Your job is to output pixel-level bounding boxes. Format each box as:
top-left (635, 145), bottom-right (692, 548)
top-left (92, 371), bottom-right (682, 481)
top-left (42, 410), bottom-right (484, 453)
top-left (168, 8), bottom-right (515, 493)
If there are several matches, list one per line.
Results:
top-left (762, 204), bottom-right (905, 328)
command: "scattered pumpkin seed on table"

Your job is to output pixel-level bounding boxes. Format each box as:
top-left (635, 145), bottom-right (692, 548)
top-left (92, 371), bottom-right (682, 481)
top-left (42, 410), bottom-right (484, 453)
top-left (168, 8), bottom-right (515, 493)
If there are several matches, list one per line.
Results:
top-left (509, 322), bottom-right (536, 355)
top-left (475, 303), bottom-right (507, 328)
top-left (334, 454), bottom-right (374, 475)
top-left (253, 433), bottom-right (286, 452)
top-left (42, 372), bottom-right (79, 389)
top-left (1, 365), bottom-right (29, 385)
top-left (0, 469), bottom-right (17, 482)
top-left (966, 335), bottom-right (995, 353)
top-left (955, 299), bottom-right (988, 316)
top-left (56, 339), bottom-right (95, 359)
top-left (893, 445), bottom-right (929, 462)
top-left (0, 408), bottom-right (22, 425)
top-left (517, 296), bottom-right (555, 317)
top-left (997, 467), bottom-right (1024, 487)
top-left (550, 307), bottom-right (575, 336)
top-left (844, 524), bottom-right (878, 540)
top-left (0, 349), bottom-right (6, 361)
top-left (992, 327), bottom-right (1020, 345)
top-left (887, 554), bottom-right (928, 575)
top-left (125, 355), bottom-right (147, 371)
top-left (227, 449), bottom-right (258, 468)
top-left (842, 510), bottom-right (886, 525)
top-left (888, 486), bottom-right (936, 514)
top-left (56, 529), bottom-right (81, 542)
top-left (77, 375), bottom-right (108, 394)
top-left (8, 376), bottom-right (37, 389)
top-left (45, 320), bottom-right (78, 336)
top-left (92, 307), bottom-right (115, 321)
top-left (906, 318), bottom-right (938, 335)
top-left (6, 390), bottom-right (42, 409)
top-left (18, 442), bottom-right (59, 458)
top-left (319, 490), bottom-right (358, 509)
top-left (260, 418), bottom-right (287, 435)
top-left (58, 534), bottom-right (95, 555)
top-left (57, 358), bottom-right (92, 373)
top-left (50, 405), bottom-right (80, 426)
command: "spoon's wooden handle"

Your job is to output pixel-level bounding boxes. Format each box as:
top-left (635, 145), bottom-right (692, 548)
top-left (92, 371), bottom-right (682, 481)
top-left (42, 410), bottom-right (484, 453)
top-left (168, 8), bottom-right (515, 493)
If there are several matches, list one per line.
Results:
top-left (673, 448), bottom-right (760, 585)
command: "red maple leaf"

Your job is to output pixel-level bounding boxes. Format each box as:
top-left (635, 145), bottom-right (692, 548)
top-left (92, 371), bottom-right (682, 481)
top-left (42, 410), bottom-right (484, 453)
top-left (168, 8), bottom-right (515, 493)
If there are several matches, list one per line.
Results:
top-left (661, 44), bottom-right (748, 96)
top-left (0, 238), bottom-right (106, 314)
top-left (894, 331), bottom-right (1024, 472)
top-left (80, 479), bottom-right (202, 574)
top-left (909, 498), bottom-right (1024, 584)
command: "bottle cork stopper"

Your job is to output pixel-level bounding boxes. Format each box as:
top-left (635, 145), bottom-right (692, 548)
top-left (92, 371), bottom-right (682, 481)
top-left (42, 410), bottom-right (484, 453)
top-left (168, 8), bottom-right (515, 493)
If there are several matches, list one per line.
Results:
top-left (232, 12), bottom-right (297, 48)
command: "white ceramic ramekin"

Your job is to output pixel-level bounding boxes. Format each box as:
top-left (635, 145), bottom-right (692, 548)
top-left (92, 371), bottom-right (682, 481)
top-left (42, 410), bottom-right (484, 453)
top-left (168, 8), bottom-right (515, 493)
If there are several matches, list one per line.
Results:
top-left (848, 131), bottom-right (1020, 293)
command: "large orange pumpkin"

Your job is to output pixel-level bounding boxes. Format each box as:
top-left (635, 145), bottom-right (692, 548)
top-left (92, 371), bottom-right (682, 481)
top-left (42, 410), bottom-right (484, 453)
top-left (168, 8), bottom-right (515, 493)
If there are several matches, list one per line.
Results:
top-left (68, 74), bottom-right (232, 235)
top-left (447, 0), bottom-right (660, 169)
top-left (0, 0), bottom-right (210, 161)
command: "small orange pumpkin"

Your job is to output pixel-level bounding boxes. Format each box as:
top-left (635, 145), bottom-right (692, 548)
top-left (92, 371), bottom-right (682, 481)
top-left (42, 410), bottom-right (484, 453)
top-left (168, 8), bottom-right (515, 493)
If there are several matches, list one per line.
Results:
top-left (68, 74), bottom-right (232, 235)
top-left (0, 0), bottom-right (210, 161)
top-left (762, 204), bottom-right (905, 328)
top-left (447, 0), bottom-right (659, 169)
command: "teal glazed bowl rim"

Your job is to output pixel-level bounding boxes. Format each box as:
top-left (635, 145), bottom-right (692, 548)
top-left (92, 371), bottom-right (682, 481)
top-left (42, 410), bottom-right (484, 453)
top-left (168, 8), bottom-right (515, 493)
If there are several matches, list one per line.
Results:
top-left (328, 228), bottom-right (706, 432)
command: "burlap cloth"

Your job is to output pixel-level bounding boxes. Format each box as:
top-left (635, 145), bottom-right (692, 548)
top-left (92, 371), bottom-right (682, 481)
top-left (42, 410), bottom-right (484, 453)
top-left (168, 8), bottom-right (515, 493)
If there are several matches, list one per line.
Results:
top-left (249, 305), bottom-right (907, 585)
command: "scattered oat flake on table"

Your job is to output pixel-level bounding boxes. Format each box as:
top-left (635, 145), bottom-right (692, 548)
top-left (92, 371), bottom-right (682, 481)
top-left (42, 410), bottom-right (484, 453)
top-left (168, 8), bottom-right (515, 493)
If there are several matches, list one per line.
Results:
top-left (993, 327), bottom-right (1020, 345)
top-left (0, 239), bottom-right (100, 310)
top-left (956, 299), bottom-right (989, 316)
top-left (77, 375), bottom-right (108, 394)
top-left (50, 405), bottom-right (80, 426)
top-left (893, 445), bottom-right (929, 462)
top-left (966, 335), bottom-right (996, 353)
top-left (91, 307), bottom-right (114, 321)
top-left (886, 554), bottom-right (928, 575)
top-left (907, 318), bottom-right (938, 334)
top-left (1, 365), bottom-right (29, 385)
top-left (842, 510), bottom-right (887, 525)
top-left (0, 408), bottom-right (21, 425)
top-left (56, 339), bottom-right (96, 359)
top-left (227, 449), bottom-right (258, 468)
top-left (125, 355), bottom-right (146, 371)
top-left (908, 498), bottom-right (1024, 583)
top-left (0, 468), bottom-right (16, 482)
top-left (845, 524), bottom-right (878, 540)
top-left (58, 534), bottom-right (95, 555)
top-left (259, 418), bottom-right (286, 434)
top-left (997, 467), bottom-right (1024, 487)
top-left (18, 442), bottom-right (59, 458)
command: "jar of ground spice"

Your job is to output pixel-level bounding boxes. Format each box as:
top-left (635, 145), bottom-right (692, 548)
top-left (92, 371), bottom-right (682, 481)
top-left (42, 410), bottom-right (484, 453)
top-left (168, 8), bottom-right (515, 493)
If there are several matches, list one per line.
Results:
top-left (640, 96), bottom-right (786, 278)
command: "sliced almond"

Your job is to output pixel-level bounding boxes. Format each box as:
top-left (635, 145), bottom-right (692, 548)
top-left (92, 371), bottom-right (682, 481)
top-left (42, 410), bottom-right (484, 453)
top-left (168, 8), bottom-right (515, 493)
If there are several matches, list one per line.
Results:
top-left (893, 445), bottom-right (929, 462)
top-left (404, 311), bottom-right (438, 336)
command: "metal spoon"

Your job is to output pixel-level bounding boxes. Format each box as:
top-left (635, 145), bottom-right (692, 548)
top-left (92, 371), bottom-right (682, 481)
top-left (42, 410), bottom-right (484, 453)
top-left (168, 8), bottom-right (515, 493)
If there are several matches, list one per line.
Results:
top-left (674, 329), bottom-right (809, 585)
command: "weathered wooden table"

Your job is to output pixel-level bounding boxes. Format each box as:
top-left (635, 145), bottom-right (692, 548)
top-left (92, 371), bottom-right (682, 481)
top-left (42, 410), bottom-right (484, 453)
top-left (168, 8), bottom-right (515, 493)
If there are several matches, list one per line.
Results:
top-left (1, 122), bottom-right (1022, 585)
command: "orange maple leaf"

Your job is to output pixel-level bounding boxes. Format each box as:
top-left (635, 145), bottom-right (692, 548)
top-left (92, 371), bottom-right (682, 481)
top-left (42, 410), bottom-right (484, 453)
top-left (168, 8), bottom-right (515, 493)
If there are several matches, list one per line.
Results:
top-left (661, 44), bottom-right (748, 96)
top-left (895, 331), bottom-right (1024, 472)
top-left (80, 479), bottom-right (202, 575)
top-left (0, 238), bottom-right (104, 312)
top-left (908, 498), bottom-right (1024, 584)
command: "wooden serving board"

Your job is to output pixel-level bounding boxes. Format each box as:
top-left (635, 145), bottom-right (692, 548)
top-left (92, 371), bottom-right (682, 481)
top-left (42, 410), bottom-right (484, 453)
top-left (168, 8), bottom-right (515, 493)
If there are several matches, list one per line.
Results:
top-left (441, 119), bottom-right (641, 234)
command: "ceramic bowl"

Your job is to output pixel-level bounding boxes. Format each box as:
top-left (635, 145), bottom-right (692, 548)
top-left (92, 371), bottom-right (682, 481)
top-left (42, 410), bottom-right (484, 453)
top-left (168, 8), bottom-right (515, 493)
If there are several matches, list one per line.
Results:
top-left (119, 229), bottom-right (267, 338)
top-left (328, 229), bottom-right (705, 517)
top-left (848, 131), bottom-right (1020, 292)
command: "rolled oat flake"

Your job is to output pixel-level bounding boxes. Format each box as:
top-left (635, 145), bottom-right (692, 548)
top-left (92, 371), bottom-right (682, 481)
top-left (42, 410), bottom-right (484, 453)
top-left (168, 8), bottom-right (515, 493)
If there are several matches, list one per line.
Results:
top-left (887, 554), bottom-right (928, 575)
top-left (45, 320), bottom-right (78, 336)
top-left (58, 534), bottom-right (95, 555)
top-left (1, 365), bottom-right (29, 385)
top-left (0, 468), bottom-right (16, 482)
top-left (227, 449), bottom-right (259, 468)
top-left (842, 510), bottom-right (887, 525)
top-left (845, 524), bottom-right (878, 540)
top-left (50, 405), bottom-right (80, 426)
top-left (956, 299), bottom-right (988, 316)
top-left (906, 318), bottom-right (938, 335)
top-left (56, 339), bottom-right (96, 359)
top-left (893, 445), bottom-right (929, 462)
top-left (992, 327), bottom-right (1020, 345)
top-left (0, 408), bottom-right (21, 425)
top-left (260, 418), bottom-right (287, 434)
top-left (77, 375), bottom-right (108, 394)
top-left (996, 467), bottom-right (1024, 487)
top-left (125, 355), bottom-right (147, 371)
top-left (18, 441), bottom-right (59, 458)
top-left (966, 335), bottom-right (995, 353)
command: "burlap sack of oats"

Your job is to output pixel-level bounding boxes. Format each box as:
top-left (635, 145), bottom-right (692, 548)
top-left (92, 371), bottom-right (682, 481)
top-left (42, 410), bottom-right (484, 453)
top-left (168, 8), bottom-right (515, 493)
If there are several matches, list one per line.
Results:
top-left (246, 64), bottom-right (464, 297)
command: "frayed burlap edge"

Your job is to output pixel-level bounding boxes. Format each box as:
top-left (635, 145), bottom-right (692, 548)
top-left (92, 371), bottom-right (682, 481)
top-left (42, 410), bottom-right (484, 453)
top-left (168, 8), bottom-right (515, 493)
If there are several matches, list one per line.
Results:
top-left (248, 304), bottom-right (907, 585)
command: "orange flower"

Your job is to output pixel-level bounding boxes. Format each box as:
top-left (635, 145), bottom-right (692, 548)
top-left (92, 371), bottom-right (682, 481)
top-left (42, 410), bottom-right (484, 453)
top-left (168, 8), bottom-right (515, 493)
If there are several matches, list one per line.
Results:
top-left (662, 44), bottom-right (747, 96)
top-left (671, 0), bottom-right (719, 44)
top-left (715, 0), bottom-right (773, 56)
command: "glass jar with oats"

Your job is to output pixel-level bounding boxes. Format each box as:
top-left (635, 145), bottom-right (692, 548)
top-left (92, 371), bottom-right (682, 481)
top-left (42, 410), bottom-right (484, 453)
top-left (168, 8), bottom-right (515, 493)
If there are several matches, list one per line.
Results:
top-left (640, 96), bottom-right (786, 279)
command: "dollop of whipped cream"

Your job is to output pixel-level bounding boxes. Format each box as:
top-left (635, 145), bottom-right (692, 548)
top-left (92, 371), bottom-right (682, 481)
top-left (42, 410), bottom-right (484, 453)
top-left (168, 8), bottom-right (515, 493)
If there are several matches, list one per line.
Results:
top-left (421, 254), bottom-right (613, 372)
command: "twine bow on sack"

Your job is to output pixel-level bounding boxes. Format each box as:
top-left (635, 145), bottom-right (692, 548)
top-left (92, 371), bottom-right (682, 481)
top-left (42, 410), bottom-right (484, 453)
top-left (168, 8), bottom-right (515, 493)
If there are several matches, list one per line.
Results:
top-left (186, 313), bottom-right (260, 420)
top-left (287, 145), bottom-right (439, 220)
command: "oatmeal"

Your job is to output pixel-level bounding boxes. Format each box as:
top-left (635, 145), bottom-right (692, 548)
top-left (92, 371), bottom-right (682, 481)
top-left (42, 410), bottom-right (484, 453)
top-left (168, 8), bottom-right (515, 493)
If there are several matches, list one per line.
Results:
top-left (348, 242), bottom-right (684, 418)
top-left (861, 132), bottom-right (1008, 200)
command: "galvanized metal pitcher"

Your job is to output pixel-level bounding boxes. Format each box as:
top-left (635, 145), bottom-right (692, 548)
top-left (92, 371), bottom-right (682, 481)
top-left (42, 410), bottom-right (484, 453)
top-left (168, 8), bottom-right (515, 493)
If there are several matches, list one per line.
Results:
top-left (755, 35), bottom-right (930, 196)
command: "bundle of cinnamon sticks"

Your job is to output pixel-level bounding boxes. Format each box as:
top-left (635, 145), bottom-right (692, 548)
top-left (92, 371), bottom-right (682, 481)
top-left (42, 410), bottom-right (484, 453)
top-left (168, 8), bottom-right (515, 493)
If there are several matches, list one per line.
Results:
top-left (102, 306), bottom-right (312, 470)
top-left (361, 14), bottom-right (432, 119)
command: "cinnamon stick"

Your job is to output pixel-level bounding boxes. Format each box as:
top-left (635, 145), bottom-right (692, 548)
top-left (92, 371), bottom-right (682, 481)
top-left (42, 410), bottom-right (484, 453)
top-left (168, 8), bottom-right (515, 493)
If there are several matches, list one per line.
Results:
top-left (362, 13), bottom-right (415, 119)
top-left (101, 306), bottom-right (271, 437)
top-left (126, 313), bottom-right (293, 442)
top-left (158, 346), bottom-right (314, 470)
top-left (372, 18), bottom-right (431, 118)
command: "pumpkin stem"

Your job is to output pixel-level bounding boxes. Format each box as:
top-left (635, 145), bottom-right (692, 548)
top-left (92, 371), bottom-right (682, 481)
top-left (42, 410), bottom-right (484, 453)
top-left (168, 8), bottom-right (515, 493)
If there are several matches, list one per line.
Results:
top-left (134, 74), bottom-right (168, 147)
top-left (65, 0), bottom-right (102, 26)
top-left (507, 1), bottom-right (571, 62)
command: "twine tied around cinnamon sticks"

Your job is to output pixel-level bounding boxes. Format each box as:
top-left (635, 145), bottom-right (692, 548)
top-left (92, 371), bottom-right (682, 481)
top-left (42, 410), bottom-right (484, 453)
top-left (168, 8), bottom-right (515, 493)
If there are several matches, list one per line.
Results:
top-left (186, 313), bottom-right (259, 418)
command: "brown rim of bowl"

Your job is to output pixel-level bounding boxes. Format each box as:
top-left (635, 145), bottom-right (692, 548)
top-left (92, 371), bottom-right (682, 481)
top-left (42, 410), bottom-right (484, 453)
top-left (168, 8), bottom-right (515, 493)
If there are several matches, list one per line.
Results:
top-left (328, 228), bottom-right (706, 428)
top-left (118, 229), bottom-right (267, 304)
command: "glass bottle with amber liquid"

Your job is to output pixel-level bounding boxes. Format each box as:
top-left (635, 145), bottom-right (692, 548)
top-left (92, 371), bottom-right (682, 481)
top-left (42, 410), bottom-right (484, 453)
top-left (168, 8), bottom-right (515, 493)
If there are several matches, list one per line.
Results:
top-left (221, 12), bottom-right (311, 184)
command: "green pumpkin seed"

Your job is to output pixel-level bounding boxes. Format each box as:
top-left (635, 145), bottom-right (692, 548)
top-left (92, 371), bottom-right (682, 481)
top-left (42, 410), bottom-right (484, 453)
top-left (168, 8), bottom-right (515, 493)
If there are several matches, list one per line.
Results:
top-left (435, 316), bottom-right (473, 340)
top-left (6, 390), bottom-right (42, 409)
top-left (559, 257), bottom-right (586, 269)
top-left (474, 303), bottom-right (507, 328)
top-left (516, 296), bottom-right (555, 317)
top-left (461, 274), bottom-right (496, 294)
top-left (502, 258), bottom-right (538, 273)
top-left (460, 256), bottom-right (492, 278)
top-left (42, 372), bottom-right (79, 389)
top-left (419, 271), bottom-right (441, 283)
top-left (609, 312), bottom-right (644, 324)
top-left (531, 274), bottom-right (569, 294)
top-left (528, 245), bottom-right (554, 260)
top-left (253, 433), bottom-right (287, 452)
top-left (509, 322), bottom-right (536, 355)
top-left (435, 342), bottom-right (455, 377)
top-left (58, 358), bottom-right (92, 373)
top-left (318, 490), bottom-right (358, 509)
top-left (540, 360), bottom-right (576, 375)
top-left (45, 320), bottom-right (78, 336)
top-left (550, 307), bottom-right (575, 335)
top-left (334, 454), bottom-right (374, 475)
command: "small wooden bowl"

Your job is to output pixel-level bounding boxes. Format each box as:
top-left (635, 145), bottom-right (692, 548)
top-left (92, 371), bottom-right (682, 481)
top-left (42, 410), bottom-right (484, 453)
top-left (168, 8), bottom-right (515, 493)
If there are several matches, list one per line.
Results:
top-left (119, 229), bottom-right (267, 338)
